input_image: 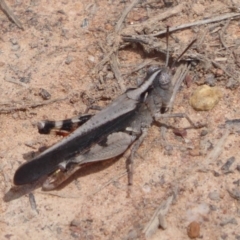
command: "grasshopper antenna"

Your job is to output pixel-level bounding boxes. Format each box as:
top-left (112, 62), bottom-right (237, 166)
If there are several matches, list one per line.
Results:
top-left (165, 26), bottom-right (170, 67)
top-left (171, 39), bottom-right (197, 68)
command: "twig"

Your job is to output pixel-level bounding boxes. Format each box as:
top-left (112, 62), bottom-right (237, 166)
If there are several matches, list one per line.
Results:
top-left (219, 19), bottom-right (231, 49)
top-left (189, 52), bottom-right (238, 79)
top-left (28, 192), bottom-right (39, 214)
top-left (122, 59), bottom-right (156, 77)
top-left (0, 0), bottom-right (23, 30)
top-left (110, 53), bottom-right (126, 92)
top-left (168, 63), bottom-right (190, 111)
top-left (94, 0), bottom-right (140, 74)
top-left (4, 78), bottom-right (28, 88)
top-left (145, 12), bottom-right (240, 37)
top-left (91, 171), bottom-right (127, 195)
top-left (0, 97), bottom-right (67, 114)
top-left (115, 0), bottom-right (140, 33)
top-left (203, 129), bottom-right (230, 168)
top-left (143, 195), bottom-right (174, 238)
top-left (121, 3), bottom-right (185, 35)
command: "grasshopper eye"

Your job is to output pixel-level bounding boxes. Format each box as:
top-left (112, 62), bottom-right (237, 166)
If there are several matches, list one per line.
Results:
top-left (158, 69), bottom-right (172, 90)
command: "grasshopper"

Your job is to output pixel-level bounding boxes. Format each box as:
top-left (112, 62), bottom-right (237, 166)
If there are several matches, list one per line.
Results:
top-left (13, 38), bottom-right (199, 190)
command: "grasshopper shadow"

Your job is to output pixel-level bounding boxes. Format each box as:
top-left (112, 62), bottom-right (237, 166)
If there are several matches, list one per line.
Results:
top-left (51, 157), bottom-right (121, 191)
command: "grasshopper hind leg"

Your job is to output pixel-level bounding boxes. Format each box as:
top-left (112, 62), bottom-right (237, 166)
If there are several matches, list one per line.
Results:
top-left (37, 114), bottom-right (92, 134)
top-left (42, 132), bottom-right (137, 190)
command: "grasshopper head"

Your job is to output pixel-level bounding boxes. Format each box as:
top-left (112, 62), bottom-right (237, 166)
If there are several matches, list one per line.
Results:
top-left (147, 66), bottom-right (172, 90)
top-left (157, 67), bottom-right (172, 90)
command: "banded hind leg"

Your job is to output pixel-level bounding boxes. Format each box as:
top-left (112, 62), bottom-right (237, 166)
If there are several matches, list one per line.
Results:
top-left (37, 114), bottom-right (93, 134)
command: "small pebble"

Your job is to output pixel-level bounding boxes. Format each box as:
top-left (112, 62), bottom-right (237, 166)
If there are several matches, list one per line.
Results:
top-left (88, 55), bottom-right (95, 63)
top-left (65, 56), bottom-right (73, 65)
top-left (200, 128), bottom-right (208, 136)
top-left (214, 68), bottom-right (224, 77)
top-left (228, 188), bottom-right (240, 200)
top-left (221, 156), bottom-right (235, 174)
top-left (81, 18), bottom-right (88, 28)
top-left (220, 218), bottom-right (238, 226)
top-left (209, 204), bottom-right (217, 211)
top-left (70, 219), bottom-right (81, 227)
top-left (10, 38), bottom-right (18, 45)
top-left (11, 44), bottom-right (20, 51)
top-left (208, 190), bottom-right (220, 201)
top-left (189, 85), bottom-right (222, 111)
top-left (39, 88), bottom-right (51, 100)
top-left (187, 221), bottom-right (200, 239)
top-left (226, 78), bottom-right (239, 90)
top-left (205, 73), bottom-right (216, 86)
top-left (20, 76), bottom-right (31, 83)
top-left (126, 229), bottom-right (138, 240)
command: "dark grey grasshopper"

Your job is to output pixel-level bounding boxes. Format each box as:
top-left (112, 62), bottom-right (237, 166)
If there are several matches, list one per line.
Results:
top-left (14, 35), bottom-right (198, 190)
top-left (13, 67), bottom-right (174, 190)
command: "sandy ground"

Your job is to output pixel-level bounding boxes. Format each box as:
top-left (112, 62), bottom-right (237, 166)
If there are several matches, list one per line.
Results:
top-left (1, 0), bottom-right (240, 239)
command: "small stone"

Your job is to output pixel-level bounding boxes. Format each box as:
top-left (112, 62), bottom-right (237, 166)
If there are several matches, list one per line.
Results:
top-left (126, 229), bottom-right (138, 240)
top-left (208, 190), bottom-right (220, 201)
top-left (187, 221), bottom-right (200, 239)
top-left (200, 128), bottom-right (208, 136)
top-left (226, 78), bottom-right (239, 90)
top-left (213, 171), bottom-right (220, 177)
top-left (105, 23), bottom-right (113, 31)
top-left (105, 71), bottom-right (114, 80)
top-left (215, 68), bottom-right (224, 76)
top-left (11, 44), bottom-right (20, 51)
top-left (65, 56), bottom-right (73, 65)
top-left (209, 204), bottom-right (217, 211)
top-left (220, 218), bottom-right (238, 226)
top-left (20, 76), bottom-right (31, 83)
top-left (10, 38), bottom-right (18, 45)
top-left (39, 88), bottom-right (51, 100)
top-left (88, 55), bottom-right (95, 63)
top-left (205, 73), bottom-right (216, 86)
top-left (81, 18), bottom-right (88, 28)
top-left (221, 156), bottom-right (235, 174)
top-left (70, 219), bottom-right (81, 227)
top-left (189, 85), bottom-right (222, 111)
top-left (228, 188), bottom-right (240, 200)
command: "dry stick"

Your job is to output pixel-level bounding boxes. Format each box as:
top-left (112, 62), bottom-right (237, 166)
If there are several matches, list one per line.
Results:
top-left (115, 0), bottom-right (140, 33)
top-left (190, 52), bottom-right (238, 79)
top-left (143, 195), bottom-right (174, 238)
top-left (219, 19), bottom-right (231, 49)
top-left (145, 12), bottom-right (240, 37)
top-left (168, 63), bottom-right (190, 111)
top-left (122, 3), bottom-right (185, 35)
top-left (109, 0), bottom-right (140, 91)
top-left (0, 97), bottom-right (67, 114)
top-left (94, 0), bottom-right (139, 78)
top-left (91, 171), bottom-right (127, 195)
top-left (4, 78), bottom-right (28, 88)
top-left (0, 0), bottom-right (23, 29)
top-left (122, 59), bottom-right (156, 77)
top-left (110, 51), bottom-right (126, 92)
